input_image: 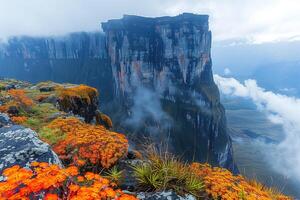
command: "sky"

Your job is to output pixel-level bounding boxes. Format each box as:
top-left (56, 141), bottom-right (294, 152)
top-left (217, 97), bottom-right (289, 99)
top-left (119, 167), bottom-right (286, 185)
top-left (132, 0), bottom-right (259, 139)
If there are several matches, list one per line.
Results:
top-left (1, 0), bottom-right (300, 43)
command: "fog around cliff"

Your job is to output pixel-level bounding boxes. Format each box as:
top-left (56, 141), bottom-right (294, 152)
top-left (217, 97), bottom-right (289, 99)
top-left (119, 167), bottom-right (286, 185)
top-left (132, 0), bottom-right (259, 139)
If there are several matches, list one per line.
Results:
top-left (214, 74), bottom-right (300, 183)
top-left (1, 0), bottom-right (300, 43)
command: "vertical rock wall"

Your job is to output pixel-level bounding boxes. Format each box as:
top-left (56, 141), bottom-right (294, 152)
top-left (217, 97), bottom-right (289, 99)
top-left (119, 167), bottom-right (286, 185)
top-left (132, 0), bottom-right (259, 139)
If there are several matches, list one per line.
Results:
top-left (102, 14), bottom-right (236, 170)
top-left (0, 13), bottom-right (236, 171)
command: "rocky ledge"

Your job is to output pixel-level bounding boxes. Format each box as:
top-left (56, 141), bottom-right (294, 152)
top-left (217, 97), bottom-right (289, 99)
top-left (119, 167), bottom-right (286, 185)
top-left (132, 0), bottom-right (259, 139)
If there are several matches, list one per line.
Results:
top-left (0, 79), bottom-right (292, 200)
top-left (0, 113), bottom-right (61, 173)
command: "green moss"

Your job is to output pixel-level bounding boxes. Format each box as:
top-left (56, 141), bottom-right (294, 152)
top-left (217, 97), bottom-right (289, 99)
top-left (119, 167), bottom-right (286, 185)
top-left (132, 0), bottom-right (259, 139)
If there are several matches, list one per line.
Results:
top-left (22, 103), bottom-right (60, 131)
top-left (25, 89), bottom-right (45, 100)
top-left (24, 117), bottom-right (42, 130)
top-left (30, 103), bottom-right (59, 118)
top-left (0, 83), bottom-right (5, 91)
top-left (39, 127), bottom-right (66, 145)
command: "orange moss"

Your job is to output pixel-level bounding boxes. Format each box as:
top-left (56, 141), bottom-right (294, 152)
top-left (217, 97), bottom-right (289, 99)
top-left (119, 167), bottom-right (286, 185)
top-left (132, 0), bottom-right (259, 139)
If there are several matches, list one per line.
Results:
top-left (96, 112), bottom-right (113, 129)
top-left (7, 89), bottom-right (34, 108)
top-left (35, 94), bottom-right (49, 102)
top-left (132, 150), bottom-right (143, 159)
top-left (190, 163), bottom-right (292, 200)
top-left (11, 116), bottom-right (28, 124)
top-left (57, 85), bottom-right (98, 105)
top-left (46, 117), bottom-right (128, 169)
top-left (0, 162), bottom-right (137, 200)
top-left (0, 105), bottom-right (8, 113)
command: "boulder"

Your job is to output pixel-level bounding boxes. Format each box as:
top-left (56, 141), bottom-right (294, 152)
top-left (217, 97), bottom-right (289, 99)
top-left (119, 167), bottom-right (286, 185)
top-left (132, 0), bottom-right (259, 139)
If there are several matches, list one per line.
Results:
top-left (7, 105), bottom-right (19, 115)
top-left (5, 84), bottom-right (16, 91)
top-left (0, 113), bottom-right (11, 128)
top-left (0, 124), bottom-right (62, 173)
top-left (137, 191), bottom-right (196, 200)
top-left (39, 86), bottom-right (55, 92)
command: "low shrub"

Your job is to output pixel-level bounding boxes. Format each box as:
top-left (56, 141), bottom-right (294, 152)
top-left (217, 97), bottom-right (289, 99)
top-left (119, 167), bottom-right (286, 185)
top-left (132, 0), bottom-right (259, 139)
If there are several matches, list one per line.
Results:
top-left (56, 85), bottom-right (98, 104)
top-left (190, 163), bottom-right (292, 200)
top-left (0, 162), bottom-right (137, 200)
top-left (39, 127), bottom-right (66, 145)
top-left (7, 89), bottom-right (33, 109)
top-left (46, 117), bottom-right (129, 169)
top-left (95, 111), bottom-right (113, 129)
top-left (11, 116), bottom-right (28, 124)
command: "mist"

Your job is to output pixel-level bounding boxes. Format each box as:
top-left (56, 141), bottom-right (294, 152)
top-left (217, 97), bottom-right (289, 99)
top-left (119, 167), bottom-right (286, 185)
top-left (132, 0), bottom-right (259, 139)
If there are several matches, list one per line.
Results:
top-left (214, 74), bottom-right (300, 182)
top-left (1, 0), bottom-right (300, 43)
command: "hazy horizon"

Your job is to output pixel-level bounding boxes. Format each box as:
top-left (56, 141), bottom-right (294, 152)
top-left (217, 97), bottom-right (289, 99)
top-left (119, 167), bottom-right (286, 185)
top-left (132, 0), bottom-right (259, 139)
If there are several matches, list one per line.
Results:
top-left (1, 0), bottom-right (300, 44)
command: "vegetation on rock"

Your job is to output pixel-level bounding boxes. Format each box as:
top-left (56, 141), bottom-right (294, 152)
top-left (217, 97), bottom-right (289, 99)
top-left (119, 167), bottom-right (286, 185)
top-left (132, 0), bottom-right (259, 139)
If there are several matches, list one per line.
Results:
top-left (46, 117), bottom-right (128, 169)
top-left (10, 116), bottom-right (28, 124)
top-left (0, 162), bottom-right (137, 200)
top-left (0, 79), bottom-right (294, 200)
top-left (190, 163), bottom-right (291, 200)
top-left (131, 146), bottom-right (292, 200)
top-left (95, 110), bottom-right (113, 129)
top-left (56, 85), bottom-right (99, 122)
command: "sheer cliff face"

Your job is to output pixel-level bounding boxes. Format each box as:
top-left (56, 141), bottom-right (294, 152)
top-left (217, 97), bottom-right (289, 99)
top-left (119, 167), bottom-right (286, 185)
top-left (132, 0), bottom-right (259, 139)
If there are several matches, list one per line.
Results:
top-left (0, 13), bottom-right (236, 170)
top-left (102, 14), bottom-right (235, 170)
top-left (102, 14), bottom-right (212, 98)
top-left (0, 32), bottom-right (113, 102)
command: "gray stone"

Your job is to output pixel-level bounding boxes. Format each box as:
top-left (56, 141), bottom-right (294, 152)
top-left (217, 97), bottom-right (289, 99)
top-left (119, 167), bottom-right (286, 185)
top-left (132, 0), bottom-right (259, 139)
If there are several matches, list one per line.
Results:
top-left (0, 124), bottom-right (62, 173)
top-left (137, 191), bottom-right (196, 200)
top-left (0, 113), bottom-right (11, 128)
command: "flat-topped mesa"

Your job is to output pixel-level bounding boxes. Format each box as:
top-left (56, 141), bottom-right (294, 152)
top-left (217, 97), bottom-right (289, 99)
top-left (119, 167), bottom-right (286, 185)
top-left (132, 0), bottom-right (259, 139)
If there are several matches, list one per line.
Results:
top-left (0, 13), bottom-right (236, 171)
top-left (102, 13), bottom-right (235, 171)
top-left (102, 13), bottom-right (214, 100)
top-left (102, 13), bottom-right (209, 31)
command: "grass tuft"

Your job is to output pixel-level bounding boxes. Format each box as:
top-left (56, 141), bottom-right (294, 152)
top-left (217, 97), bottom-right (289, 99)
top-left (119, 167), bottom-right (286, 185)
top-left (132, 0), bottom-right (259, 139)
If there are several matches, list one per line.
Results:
top-left (131, 145), bottom-right (204, 197)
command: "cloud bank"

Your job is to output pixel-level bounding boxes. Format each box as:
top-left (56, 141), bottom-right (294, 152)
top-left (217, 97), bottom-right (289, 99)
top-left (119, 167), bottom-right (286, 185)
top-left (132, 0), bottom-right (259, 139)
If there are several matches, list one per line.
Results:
top-left (214, 74), bottom-right (300, 182)
top-left (1, 0), bottom-right (300, 43)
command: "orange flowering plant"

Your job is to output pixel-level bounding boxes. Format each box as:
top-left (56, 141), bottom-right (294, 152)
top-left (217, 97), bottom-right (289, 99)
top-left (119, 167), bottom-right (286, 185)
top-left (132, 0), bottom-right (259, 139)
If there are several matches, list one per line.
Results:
top-left (45, 117), bottom-right (129, 169)
top-left (0, 162), bottom-right (137, 200)
top-left (7, 89), bottom-right (34, 109)
top-left (11, 116), bottom-right (28, 124)
top-left (190, 163), bottom-right (292, 200)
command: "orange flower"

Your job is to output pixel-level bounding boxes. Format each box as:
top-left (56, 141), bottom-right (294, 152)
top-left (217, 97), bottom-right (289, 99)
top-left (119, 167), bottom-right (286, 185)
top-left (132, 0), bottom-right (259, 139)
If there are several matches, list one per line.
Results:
top-left (45, 193), bottom-right (58, 200)
top-left (0, 163), bottom-right (138, 200)
top-left (69, 184), bottom-right (80, 193)
top-left (65, 166), bottom-right (79, 176)
top-left (76, 159), bottom-right (86, 166)
top-left (85, 172), bottom-right (95, 180)
top-left (3, 165), bottom-right (20, 176)
top-left (30, 161), bottom-right (39, 167)
top-left (11, 116), bottom-right (28, 124)
top-left (47, 117), bottom-right (128, 169)
top-left (104, 188), bottom-right (116, 198)
top-left (77, 176), bottom-right (84, 182)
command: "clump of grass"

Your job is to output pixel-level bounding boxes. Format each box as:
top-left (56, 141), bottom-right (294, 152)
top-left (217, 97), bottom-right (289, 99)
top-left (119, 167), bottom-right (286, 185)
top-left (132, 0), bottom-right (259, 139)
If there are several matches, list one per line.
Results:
top-left (131, 145), bottom-right (204, 198)
top-left (39, 127), bottom-right (66, 145)
top-left (104, 166), bottom-right (124, 185)
top-left (24, 117), bottom-right (42, 130)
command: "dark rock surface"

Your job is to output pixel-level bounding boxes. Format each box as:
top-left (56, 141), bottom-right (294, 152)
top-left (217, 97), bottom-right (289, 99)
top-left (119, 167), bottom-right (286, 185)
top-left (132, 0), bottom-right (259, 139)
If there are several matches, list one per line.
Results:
top-left (102, 14), bottom-right (236, 170)
top-left (0, 32), bottom-right (113, 103)
top-left (0, 114), bottom-right (62, 173)
top-left (0, 113), bottom-right (11, 128)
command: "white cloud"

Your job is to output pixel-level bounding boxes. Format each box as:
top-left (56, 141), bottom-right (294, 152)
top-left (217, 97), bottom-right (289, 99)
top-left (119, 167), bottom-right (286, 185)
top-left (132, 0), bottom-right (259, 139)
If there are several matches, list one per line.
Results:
top-left (214, 74), bottom-right (300, 182)
top-left (224, 68), bottom-right (231, 75)
top-left (0, 0), bottom-right (300, 43)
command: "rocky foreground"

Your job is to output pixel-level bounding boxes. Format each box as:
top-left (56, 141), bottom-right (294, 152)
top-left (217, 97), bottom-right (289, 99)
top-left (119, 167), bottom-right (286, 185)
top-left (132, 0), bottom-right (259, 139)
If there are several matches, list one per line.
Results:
top-left (0, 79), bottom-right (292, 200)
